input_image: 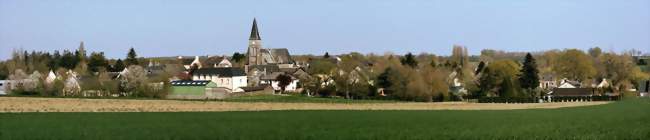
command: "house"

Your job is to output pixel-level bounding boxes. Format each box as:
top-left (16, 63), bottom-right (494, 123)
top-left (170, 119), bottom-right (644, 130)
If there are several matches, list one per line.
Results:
top-left (0, 80), bottom-right (6, 95)
top-left (448, 71), bottom-right (468, 97)
top-left (192, 67), bottom-right (247, 92)
top-left (202, 56), bottom-right (233, 68)
top-left (558, 78), bottom-right (580, 88)
top-left (539, 74), bottom-right (557, 89)
top-left (4, 70), bottom-right (42, 94)
top-left (179, 56), bottom-right (202, 69)
top-left (595, 78), bottom-right (610, 88)
top-left (45, 70), bottom-right (57, 84)
top-left (259, 72), bottom-right (299, 92)
top-left (246, 64), bottom-right (281, 86)
top-left (168, 80), bottom-right (231, 99)
top-left (63, 70), bottom-right (81, 96)
top-left (638, 80), bottom-right (650, 97)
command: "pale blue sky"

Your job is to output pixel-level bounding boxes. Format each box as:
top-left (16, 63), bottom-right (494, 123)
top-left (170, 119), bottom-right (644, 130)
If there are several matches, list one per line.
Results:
top-left (1, 0), bottom-right (648, 60)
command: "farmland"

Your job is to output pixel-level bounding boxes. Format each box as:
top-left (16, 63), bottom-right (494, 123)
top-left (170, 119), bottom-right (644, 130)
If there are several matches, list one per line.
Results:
top-left (0, 96), bottom-right (607, 112)
top-left (0, 98), bottom-right (648, 139)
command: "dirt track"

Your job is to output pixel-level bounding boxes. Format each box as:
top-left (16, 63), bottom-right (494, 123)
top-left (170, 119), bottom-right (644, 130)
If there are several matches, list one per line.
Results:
top-left (0, 97), bottom-right (610, 112)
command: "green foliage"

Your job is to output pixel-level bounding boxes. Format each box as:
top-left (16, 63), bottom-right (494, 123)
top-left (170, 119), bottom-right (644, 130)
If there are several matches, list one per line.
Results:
top-left (0, 61), bottom-right (7, 79)
top-left (478, 60), bottom-right (520, 97)
top-left (400, 52), bottom-right (418, 68)
top-left (376, 67), bottom-right (394, 89)
top-left (307, 59), bottom-right (336, 75)
top-left (275, 74), bottom-right (293, 93)
top-left (231, 52), bottom-right (246, 63)
top-left (518, 53), bottom-right (540, 92)
top-left (475, 61), bottom-right (485, 75)
top-left (553, 49), bottom-right (595, 81)
top-left (1, 99), bottom-right (649, 139)
top-left (125, 47), bottom-right (139, 66)
top-left (112, 59), bottom-right (126, 72)
top-left (323, 52), bottom-right (330, 58)
top-left (87, 52), bottom-right (109, 73)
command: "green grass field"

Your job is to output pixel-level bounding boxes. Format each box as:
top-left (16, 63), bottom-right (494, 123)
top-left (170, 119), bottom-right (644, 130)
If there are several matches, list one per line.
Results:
top-left (0, 99), bottom-right (648, 140)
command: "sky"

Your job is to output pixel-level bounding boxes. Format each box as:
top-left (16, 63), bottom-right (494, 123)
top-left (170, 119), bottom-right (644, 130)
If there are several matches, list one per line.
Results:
top-left (0, 0), bottom-right (648, 60)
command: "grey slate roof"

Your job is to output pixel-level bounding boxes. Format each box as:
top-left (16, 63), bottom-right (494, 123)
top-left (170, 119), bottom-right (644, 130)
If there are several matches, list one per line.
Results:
top-left (202, 56), bottom-right (226, 67)
top-left (259, 48), bottom-right (293, 64)
top-left (192, 67), bottom-right (246, 77)
top-left (250, 18), bottom-right (261, 40)
top-left (249, 65), bottom-right (281, 73)
top-left (552, 88), bottom-right (594, 96)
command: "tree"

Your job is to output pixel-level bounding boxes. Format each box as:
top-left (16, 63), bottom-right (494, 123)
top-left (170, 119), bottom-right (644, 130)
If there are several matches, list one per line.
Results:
top-left (112, 59), bottom-right (126, 72)
top-left (60, 50), bottom-right (78, 69)
top-left (400, 52), bottom-right (418, 68)
top-left (0, 61), bottom-right (7, 80)
top-left (231, 52), bottom-right (246, 63)
top-left (324, 52), bottom-right (330, 58)
top-left (307, 60), bottom-right (336, 75)
top-left (275, 74), bottom-right (293, 94)
top-left (518, 53), bottom-right (540, 97)
top-left (88, 52), bottom-right (109, 73)
top-left (377, 67), bottom-right (394, 90)
top-left (125, 47), bottom-right (139, 66)
top-left (120, 65), bottom-right (147, 97)
top-left (499, 76), bottom-right (520, 97)
top-left (478, 60), bottom-right (520, 97)
top-left (588, 47), bottom-right (602, 58)
top-left (601, 52), bottom-right (649, 92)
top-left (77, 41), bottom-right (87, 62)
top-left (475, 61), bottom-right (485, 75)
top-left (552, 49), bottom-right (595, 82)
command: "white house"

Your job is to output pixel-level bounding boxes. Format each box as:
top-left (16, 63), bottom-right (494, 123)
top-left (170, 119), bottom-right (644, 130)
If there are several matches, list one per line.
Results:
top-left (192, 67), bottom-right (247, 92)
top-left (558, 78), bottom-right (579, 88)
top-left (0, 80), bottom-right (6, 95)
top-left (260, 72), bottom-right (299, 92)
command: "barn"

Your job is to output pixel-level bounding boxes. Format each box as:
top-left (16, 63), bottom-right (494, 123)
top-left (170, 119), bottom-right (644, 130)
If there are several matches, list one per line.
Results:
top-left (167, 80), bottom-right (230, 99)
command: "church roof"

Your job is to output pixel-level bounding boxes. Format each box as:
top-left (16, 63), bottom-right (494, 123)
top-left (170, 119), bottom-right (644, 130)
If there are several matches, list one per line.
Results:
top-left (261, 48), bottom-right (294, 64)
top-left (249, 18), bottom-right (261, 40)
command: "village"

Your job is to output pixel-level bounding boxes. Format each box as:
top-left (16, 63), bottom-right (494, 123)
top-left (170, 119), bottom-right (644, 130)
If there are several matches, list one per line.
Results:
top-left (1, 0), bottom-right (650, 139)
top-left (0, 18), bottom-right (649, 103)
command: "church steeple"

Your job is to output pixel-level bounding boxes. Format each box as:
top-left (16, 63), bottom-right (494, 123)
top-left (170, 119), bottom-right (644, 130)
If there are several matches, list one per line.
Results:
top-left (249, 18), bottom-right (261, 40)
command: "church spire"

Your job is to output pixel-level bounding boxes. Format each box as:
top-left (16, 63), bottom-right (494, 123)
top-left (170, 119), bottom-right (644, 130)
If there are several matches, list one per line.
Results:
top-left (249, 18), bottom-right (261, 40)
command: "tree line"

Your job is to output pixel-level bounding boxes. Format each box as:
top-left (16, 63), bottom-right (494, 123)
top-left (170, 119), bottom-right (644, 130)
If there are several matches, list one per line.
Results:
top-left (0, 42), bottom-right (176, 98)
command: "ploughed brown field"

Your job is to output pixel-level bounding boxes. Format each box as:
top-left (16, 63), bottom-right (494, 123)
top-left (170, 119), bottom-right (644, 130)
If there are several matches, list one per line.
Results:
top-left (0, 97), bottom-right (610, 112)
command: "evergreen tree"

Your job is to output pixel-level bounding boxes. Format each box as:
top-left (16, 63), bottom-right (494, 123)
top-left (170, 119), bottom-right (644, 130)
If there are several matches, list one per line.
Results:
top-left (324, 52), bottom-right (330, 59)
top-left (377, 67), bottom-right (394, 90)
top-left (400, 52), bottom-right (418, 68)
top-left (231, 52), bottom-right (246, 63)
top-left (518, 53), bottom-right (540, 91)
top-left (77, 41), bottom-right (87, 62)
top-left (88, 52), bottom-right (109, 73)
top-left (125, 47), bottom-right (139, 66)
top-left (475, 61), bottom-right (486, 75)
top-left (113, 59), bottom-right (126, 72)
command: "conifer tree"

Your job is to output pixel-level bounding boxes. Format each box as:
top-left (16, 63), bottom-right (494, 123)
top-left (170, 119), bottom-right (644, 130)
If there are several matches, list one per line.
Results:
top-left (518, 53), bottom-right (540, 96)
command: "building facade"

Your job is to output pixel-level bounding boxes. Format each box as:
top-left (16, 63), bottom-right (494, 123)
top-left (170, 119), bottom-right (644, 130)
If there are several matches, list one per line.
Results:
top-left (192, 67), bottom-right (247, 92)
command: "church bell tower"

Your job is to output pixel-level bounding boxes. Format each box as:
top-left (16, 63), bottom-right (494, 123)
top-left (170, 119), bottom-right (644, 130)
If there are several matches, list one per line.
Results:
top-left (247, 18), bottom-right (263, 65)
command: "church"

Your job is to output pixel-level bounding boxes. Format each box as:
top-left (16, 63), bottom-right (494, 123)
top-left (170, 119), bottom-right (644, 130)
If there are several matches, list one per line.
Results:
top-left (244, 19), bottom-right (303, 92)
top-left (246, 18), bottom-right (294, 66)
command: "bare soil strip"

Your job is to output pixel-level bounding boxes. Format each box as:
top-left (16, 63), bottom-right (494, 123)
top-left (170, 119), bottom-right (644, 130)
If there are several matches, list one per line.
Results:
top-left (0, 97), bottom-right (610, 112)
